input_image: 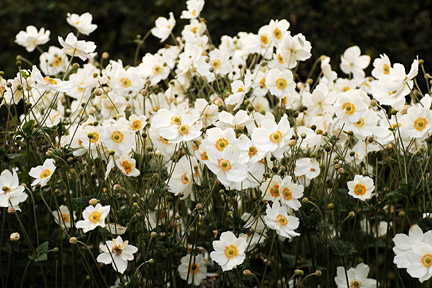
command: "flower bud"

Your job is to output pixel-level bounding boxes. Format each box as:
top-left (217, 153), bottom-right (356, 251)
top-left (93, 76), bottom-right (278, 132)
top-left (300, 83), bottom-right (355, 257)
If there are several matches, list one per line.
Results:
top-left (10, 232), bottom-right (20, 242)
top-left (89, 198), bottom-right (99, 206)
top-left (294, 269), bottom-right (304, 276)
top-left (69, 237), bottom-right (78, 244)
top-left (7, 207), bottom-right (16, 214)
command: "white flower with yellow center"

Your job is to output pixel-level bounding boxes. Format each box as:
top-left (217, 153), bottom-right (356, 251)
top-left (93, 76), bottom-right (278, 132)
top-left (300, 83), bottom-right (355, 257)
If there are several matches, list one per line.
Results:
top-left (58, 33), bottom-right (96, 61)
top-left (279, 33), bottom-right (312, 69)
top-left (159, 112), bottom-right (203, 144)
top-left (66, 12), bottom-right (97, 35)
top-left (302, 83), bottom-right (335, 116)
top-left (31, 65), bottom-right (74, 93)
top-left (294, 158), bottom-right (320, 180)
top-left (210, 231), bottom-right (247, 271)
top-left (251, 115), bottom-right (292, 159)
top-left (116, 154), bottom-right (140, 177)
top-left (53, 205), bottom-right (74, 229)
top-left (178, 254), bottom-right (207, 286)
top-left (406, 243), bottom-right (432, 283)
top-left (97, 236), bottom-right (138, 274)
top-left (279, 176), bottom-right (303, 210)
top-left (127, 114), bottom-right (147, 132)
top-left (347, 175), bottom-right (375, 201)
top-left (39, 46), bottom-right (68, 76)
top-left (264, 201), bottom-right (300, 239)
top-left (268, 19), bottom-right (290, 44)
top-left (139, 53), bottom-right (171, 86)
top-left (76, 203), bottom-right (110, 233)
top-left (101, 118), bottom-right (135, 155)
top-left (181, 0), bottom-right (205, 19)
top-left (206, 145), bottom-right (248, 188)
top-left (0, 169), bottom-right (27, 208)
top-left (334, 89), bottom-right (369, 123)
top-left (265, 68), bottom-right (295, 98)
top-left (29, 158), bottom-right (56, 187)
top-left (261, 175), bottom-right (282, 202)
top-left (400, 106), bottom-right (432, 140)
top-left (167, 156), bottom-right (200, 200)
top-left (393, 225), bottom-right (432, 269)
top-left (152, 12), bottom-right (176, 42)
top-left (340, 46), bottom-right (371, 79)
top-left (372, 53), bottom-right (391, 79)
top-left (334, 263), bottom-right (377, 288)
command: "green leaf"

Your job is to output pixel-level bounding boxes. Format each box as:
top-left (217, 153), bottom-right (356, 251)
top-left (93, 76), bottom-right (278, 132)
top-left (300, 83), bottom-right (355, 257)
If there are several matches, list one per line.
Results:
top-left (28, 241), bottom-right (49, 262)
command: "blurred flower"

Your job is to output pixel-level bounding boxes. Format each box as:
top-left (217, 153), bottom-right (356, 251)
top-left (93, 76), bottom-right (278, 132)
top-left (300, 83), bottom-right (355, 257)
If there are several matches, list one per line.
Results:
top-left (181, 0), bottom-right (205, 19)
top-left (152, 12), bottom-right (176, 42)
top-left (334, 263), bottom-right (377, 288)
top-left (53, 205), bottom-right (74, 229)
top-left (178, 254), bottom-right (207, 286)
top-left (67, 12), bottom-right (97, 35)
top-left (15, 25), bottom-right (50, 52)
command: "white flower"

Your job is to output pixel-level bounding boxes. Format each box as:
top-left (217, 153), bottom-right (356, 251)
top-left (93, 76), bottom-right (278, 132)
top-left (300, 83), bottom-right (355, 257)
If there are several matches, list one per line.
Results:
top-left (167, 156), bottom-right (200, 200)
top-left (279, 33), bottom-right (312, 68)
top-left (265, 69), bottom-right (296, 98)
top-left (31, 65), bottom-right (74, 93)
top-left (0, 169), bottom-right (27, 208)
top-left (347, 175), bottom-right (375, 201)
top-left (15, 26), bottom-right (50, 52)
top-left (181, 0), bottom-right (205, 19)
top-left (210, 231), bottom-right (247, 271)
top-left (53, 205), bottom-right (74, 229)
top-left (152, 12), bottom-right (176, 42)
top-left (340, 46), bottom-right (370, 79)
top-left (127, 114), bottom-right (147, 132)
top-left (294, 158), bottom-right (320, 179)
top-left (101, 118), bottom-right (135, 155)
top-left (334, 263), bottom-right (377, 288)
top-left (264, 201), bottom-right (300, 239)
top-left (279, 176), bottom-right (303, 210)
top-left (178, 254), bottom-right (207, 286)
top-left (76, 203), bottom-right (110, 233)
top-left (406, 242), bottom-right (432, 282)
top-left (139, 53), bottom-right (171, 86)
top-left (29, 158), bottom-right (56, 187)
top-left (116, 154), bottom-right (140, 177)
top-left (58, 33), bottom-right (96, 61)
top-left (67, 12), bottom-right (97, 35)
top-left (261, 175), bottom-right (282, 202)
top-left (97, 236), bottom-right (138, 274)
top-left (39, 46), bottom-right (69, 76)
top-left (400, 106), bottom-right (432, 140)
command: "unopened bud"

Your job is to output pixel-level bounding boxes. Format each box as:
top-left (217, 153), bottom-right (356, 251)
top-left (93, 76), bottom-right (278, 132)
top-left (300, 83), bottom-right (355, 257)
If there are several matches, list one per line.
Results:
top-left (294, 269), bottom-right (304, 276)
top-left (243, 269), bottom-right (252, 276)
top-left (69, 237), bottom-right (78, 244)
top-left (302, 197), bottom-right (309, 204)
top-left (7, 207), bottom-right (16, 214)
top-left (102, 52), bottom-right (109, 59)
top-left (89, 198), bottom-right (99, 205)
top-left (288, 139), bottom-right (297, 146)
top-left (10, 232), bottom-right (20, 242)
top-left (315, 270), bottom-right (322, 277)
top-left (328, 203), bottom-right (334, 210)
top-left (113, 184), bottom-right (121, 191)
top-left (348, 211), bottom-right (356, 218)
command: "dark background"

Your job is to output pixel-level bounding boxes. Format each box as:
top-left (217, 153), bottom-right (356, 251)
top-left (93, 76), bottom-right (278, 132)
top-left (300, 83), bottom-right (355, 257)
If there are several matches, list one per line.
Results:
top-left (1, 0), bottom-right (432, 78)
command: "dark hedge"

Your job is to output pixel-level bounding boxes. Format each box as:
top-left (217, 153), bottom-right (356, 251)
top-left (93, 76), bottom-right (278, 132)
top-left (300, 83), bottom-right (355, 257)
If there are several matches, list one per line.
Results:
top-left (1, 0), bottom-right (432, 77)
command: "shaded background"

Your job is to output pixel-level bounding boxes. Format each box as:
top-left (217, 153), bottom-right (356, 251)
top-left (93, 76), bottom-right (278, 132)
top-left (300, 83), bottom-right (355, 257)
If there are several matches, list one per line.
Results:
top-left (1, 0), bottom-right (432, 78)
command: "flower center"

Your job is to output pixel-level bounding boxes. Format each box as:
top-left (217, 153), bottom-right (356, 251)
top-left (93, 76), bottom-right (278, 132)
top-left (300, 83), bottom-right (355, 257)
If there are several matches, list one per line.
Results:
top-left (121, 161), bottom-right (133, 174)
top-left (51, 56), bottom-right (62, 67)
top-left (354, 118), bottom-right (364, 127)
top-left (342, 86), bottom-right (350, 92)
top-left (153, 65), bottom-right (162, 75)
top-left (44, 76), bottom-right (58, 85)
top-left (88, 211), bottom-right (101, 223)
top-left (274, 28), bottom-right (282, 39)
top-left (111, 244), bottom-right (123, 256)
top-left (282, 187), bottom-right (292, 200)
top-left (259, 77), bottom-right (267, 88)
top-left (276, 214), bottom-right (288, 226)
top-left (350, 279), bottom-right (362, 288)
top-left (383, 64), bottom-right (390, 74)
top-left (200, 152), bottom-right (208, 161)
top-left (40, 169), bottom-right (51, 179)
top-left (130, 120), bottom-right (141, 130)
top-left (215, 138), bottom-right (229, 151)
top-left (276, 78), bottom-right (287, 89)
top-left (218, 159), bottom-right (232, 171)
top-left (342, 102), bottom-right (355, 115)
top-left (248, 146), bottom-right (257, 157)
top-left (89, 132), bottom-right (99, 143)
top-left (181, 172), bottom-right (189, 184)
top-left (61, 213), bottom-right (70, 223)
top-left (171, 115), bottom-right (182, 125)
top-left (353, 184), bottom-right (366, 196)
top-left (189, 263), bottom-right (200, 275)
top-left (224, 245), bottom-right (238, 258)
top-left (260, 35), bottom-right (269, 46)
top-left (269, 131), bottom-right (282, 143)
top-left (2, 186), bottom-right (11, 194)
top-left (421, 254), bottom-right (432, 267)
top-left (414, 117), bottom-right (427, 131)
top-left (120, 78), bottom-right (131, 88)
top-left (270, 184), bottom-right (280, 198)
top-left (177, 124), bottom-right (190, 135)
top-left (211, 59), bottom-right (221, 70)
top-left (111, 131), bottom-right (124, 143)
top-left (277, 54), bottom-right (284, 64)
